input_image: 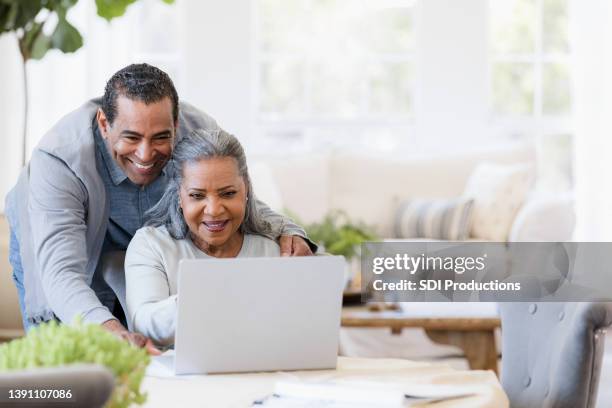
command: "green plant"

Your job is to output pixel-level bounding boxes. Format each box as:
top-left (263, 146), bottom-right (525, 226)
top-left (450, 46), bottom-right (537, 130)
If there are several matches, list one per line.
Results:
top-left (0, 0), bottom-right (174, 165)
top-left (291, 210), bottom-right (378, 259)
top-left (0, 320), bottom-right (150, 408)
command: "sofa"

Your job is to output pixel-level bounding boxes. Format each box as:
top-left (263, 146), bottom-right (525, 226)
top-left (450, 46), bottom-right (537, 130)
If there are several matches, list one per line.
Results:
top-left (249, 142), bottom-right (575, 242)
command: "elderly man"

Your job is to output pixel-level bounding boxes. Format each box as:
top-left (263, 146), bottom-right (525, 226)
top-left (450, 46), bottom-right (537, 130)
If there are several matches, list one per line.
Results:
top-left (6, 63), bottom-right (313, 352)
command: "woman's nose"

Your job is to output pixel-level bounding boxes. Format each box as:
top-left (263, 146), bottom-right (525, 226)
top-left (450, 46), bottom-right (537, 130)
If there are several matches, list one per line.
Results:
top-left (204, 197), bottom-right (224, 216)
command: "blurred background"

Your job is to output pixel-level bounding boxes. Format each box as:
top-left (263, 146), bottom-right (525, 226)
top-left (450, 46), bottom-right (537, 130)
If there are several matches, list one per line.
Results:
top-left (1, 0), bottom-right (611, 239)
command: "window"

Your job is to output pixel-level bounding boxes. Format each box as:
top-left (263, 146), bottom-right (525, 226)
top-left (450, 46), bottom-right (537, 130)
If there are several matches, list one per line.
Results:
top-left (130, 0), bottom-right (183, 89)
top-left (255, 0), bottom-right (416, 148)
top-left (489, 0), bottom-right (571, 118)
top-left (490, 0), bottom-right (572, 190)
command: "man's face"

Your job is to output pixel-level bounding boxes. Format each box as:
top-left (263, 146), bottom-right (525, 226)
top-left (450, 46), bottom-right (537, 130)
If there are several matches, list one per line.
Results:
top-left (96, 95), bottom-right (177, 186)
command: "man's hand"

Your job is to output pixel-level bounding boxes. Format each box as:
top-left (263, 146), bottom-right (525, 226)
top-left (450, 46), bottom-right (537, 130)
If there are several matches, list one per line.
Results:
top-left (279, 235), bottom-right (314, 257)
top-left (102, 319), bottom-right (161, 355)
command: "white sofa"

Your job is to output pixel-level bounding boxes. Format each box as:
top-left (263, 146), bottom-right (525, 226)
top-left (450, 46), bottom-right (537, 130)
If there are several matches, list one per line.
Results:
top-left (250, 142), bottom-right (575, 242)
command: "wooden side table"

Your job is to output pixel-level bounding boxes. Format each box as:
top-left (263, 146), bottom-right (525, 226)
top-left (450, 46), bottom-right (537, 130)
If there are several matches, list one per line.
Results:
top-left (341, 305), bottom-right (501, 375)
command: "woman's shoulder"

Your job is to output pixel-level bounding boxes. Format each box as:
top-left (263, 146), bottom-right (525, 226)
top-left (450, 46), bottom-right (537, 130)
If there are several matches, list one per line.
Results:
top-left (130, 225), bottom-right (176, 248)
top-left (243, 234), bottom-right (281, 257)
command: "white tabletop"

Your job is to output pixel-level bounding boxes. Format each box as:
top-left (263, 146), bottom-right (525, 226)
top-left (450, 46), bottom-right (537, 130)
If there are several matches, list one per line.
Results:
top-left (142, 357), bottom-right (508, 407)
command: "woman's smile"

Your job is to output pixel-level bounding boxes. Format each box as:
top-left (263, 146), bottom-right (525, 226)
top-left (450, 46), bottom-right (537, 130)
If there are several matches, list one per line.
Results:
top-left (202, 220), bottom-right (229, 232)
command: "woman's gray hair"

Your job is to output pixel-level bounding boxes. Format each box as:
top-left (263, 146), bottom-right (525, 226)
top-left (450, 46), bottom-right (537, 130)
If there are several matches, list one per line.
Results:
top-left (146, 128), bottom-right (272, 239)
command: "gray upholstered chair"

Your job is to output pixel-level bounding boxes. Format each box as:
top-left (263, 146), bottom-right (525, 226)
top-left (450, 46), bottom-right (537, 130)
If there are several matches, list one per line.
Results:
top-left (500, 302), bottom-right (612, 408)
top-left (0, 364), bottom-right (114, 407)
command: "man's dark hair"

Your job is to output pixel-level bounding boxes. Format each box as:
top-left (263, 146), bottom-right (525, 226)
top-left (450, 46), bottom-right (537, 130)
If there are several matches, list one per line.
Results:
top-left (101, 63), bottom-right (179, 125)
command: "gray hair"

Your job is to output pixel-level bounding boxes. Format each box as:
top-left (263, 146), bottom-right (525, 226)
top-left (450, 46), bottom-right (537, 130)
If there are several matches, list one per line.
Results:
top-left (146, 128), bottom-right (272, 239)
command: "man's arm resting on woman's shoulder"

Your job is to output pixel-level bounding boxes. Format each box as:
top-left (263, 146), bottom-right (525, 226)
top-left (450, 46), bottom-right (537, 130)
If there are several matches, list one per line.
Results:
top-left (254, 198), bottom-right (317, 256)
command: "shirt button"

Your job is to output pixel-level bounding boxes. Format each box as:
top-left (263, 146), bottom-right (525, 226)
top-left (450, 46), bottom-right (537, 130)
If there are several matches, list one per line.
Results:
top-left (524, 376), bottom-right (532, 387)
top-left (558, 311), bottom-right (565, 321)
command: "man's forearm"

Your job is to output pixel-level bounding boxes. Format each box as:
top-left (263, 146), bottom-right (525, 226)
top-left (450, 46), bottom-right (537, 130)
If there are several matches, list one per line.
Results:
top-left (254, 198), bottom-right (318, 252)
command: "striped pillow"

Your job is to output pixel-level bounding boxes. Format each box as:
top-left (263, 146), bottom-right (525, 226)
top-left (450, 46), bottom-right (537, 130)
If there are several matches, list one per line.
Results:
top-left (394, 198), bottom-right (475, 240)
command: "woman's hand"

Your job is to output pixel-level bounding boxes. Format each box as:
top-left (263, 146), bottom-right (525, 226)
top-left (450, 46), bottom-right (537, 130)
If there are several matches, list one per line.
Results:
top-left (279, 235), bottom-right (314, 257)
top-left (102, 319), bottom-right (161, 355)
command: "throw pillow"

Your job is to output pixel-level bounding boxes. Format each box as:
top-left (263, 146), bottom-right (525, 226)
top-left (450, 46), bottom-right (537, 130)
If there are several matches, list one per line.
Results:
top-left (462, 162), bottom-right (534, 241)
top-left (394, 198), bottom-right (475, 240)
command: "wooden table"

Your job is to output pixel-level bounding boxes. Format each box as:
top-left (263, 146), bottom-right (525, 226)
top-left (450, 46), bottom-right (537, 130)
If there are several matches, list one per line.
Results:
top-left (143, 356), bottom-right (508, 407)
top-left (341, 305), bottom-right (501, 375)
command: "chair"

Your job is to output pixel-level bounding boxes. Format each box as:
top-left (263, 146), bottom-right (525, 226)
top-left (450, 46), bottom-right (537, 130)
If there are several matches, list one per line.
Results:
top-left (500, 302), bottom-right (612, 408)
top-left (0, 364), bottom-right (114, 407)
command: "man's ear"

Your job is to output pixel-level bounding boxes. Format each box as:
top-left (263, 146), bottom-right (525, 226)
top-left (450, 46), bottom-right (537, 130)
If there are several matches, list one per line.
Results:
top-left (96, 108), bottom-right (110, 137)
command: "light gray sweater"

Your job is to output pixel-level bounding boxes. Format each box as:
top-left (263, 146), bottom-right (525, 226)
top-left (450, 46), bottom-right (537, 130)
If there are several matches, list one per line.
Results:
top-left (125, 226), bottom-right (280, 346)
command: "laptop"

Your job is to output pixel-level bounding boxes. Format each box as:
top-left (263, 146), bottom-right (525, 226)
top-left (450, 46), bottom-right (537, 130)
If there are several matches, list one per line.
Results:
top-left (171, 256), bottom-right (345, 375)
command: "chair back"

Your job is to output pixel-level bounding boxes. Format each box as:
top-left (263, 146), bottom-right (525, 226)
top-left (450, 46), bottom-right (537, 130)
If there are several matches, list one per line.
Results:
top-left (500, 302), bottom-right (612, 408)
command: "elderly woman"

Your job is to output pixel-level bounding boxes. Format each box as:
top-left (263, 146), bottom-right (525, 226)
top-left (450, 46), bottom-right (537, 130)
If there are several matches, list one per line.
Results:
top-left (125, 129), bottom-right (280, 346)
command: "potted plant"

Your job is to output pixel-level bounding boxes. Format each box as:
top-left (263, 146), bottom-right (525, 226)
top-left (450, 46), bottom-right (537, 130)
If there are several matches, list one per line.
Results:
top-left (0, 320), bottom-right (150, 408)
top-left (290, 210), bottom-right (378, 292)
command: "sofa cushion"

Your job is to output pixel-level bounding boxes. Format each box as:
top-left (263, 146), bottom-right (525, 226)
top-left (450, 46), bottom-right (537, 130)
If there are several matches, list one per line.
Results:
top-left (463, 162), bottom-right (534, 241)
top-left (394, 198), bottom-right (474, 240)
top-left (508, 192), bottom-right (575, 241)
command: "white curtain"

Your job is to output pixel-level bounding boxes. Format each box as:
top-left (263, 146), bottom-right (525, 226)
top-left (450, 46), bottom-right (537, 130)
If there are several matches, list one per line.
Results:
top-left (570, 0), bottom-right (612, 240)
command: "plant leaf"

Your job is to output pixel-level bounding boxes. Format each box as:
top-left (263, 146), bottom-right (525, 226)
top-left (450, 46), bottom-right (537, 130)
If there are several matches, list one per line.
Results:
top-left (18, 20), bottom-right (46, 60)
top-left (30, 31), bottom-right (51, 59)
top-left (0, 3), bottom-right (19, 32)
top-left (12, 0), bottom-right (42, 29)
top-left (46, 0), bottom-right (79, 18)
top-left (95, 0), bottom-right (138, 22)
top-left (50, 16), bottom-right (83, 53)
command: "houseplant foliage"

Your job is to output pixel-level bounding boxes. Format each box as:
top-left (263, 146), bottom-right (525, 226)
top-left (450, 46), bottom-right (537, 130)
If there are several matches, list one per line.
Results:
top-left (0, 319), bottom-right (150, 408)
top-left (295, 210), bottom-right (378, 259)
top-left (0, 0), bottom-right (174, 165)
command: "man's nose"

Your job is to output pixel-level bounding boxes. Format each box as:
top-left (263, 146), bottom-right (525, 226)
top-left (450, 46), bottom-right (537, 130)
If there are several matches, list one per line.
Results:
top-left (135, 141), bottom-right (155, 162)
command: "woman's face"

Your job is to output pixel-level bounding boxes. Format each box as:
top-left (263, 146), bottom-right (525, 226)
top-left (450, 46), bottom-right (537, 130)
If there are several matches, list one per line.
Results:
top-left (179, 157), bottom-right (247, 256)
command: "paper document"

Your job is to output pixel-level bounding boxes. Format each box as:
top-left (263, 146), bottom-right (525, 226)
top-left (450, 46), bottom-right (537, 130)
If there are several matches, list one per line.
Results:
top-left (252, 380), bottom-right (475, 407)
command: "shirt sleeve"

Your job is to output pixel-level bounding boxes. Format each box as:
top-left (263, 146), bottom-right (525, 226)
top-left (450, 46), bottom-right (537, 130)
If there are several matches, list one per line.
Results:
top-left (254, 198), bottom-right (318, 253)
top-left (29, 150), bottom-right (115, 325)
top-left (125, 229), bottom-right (177, 346)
